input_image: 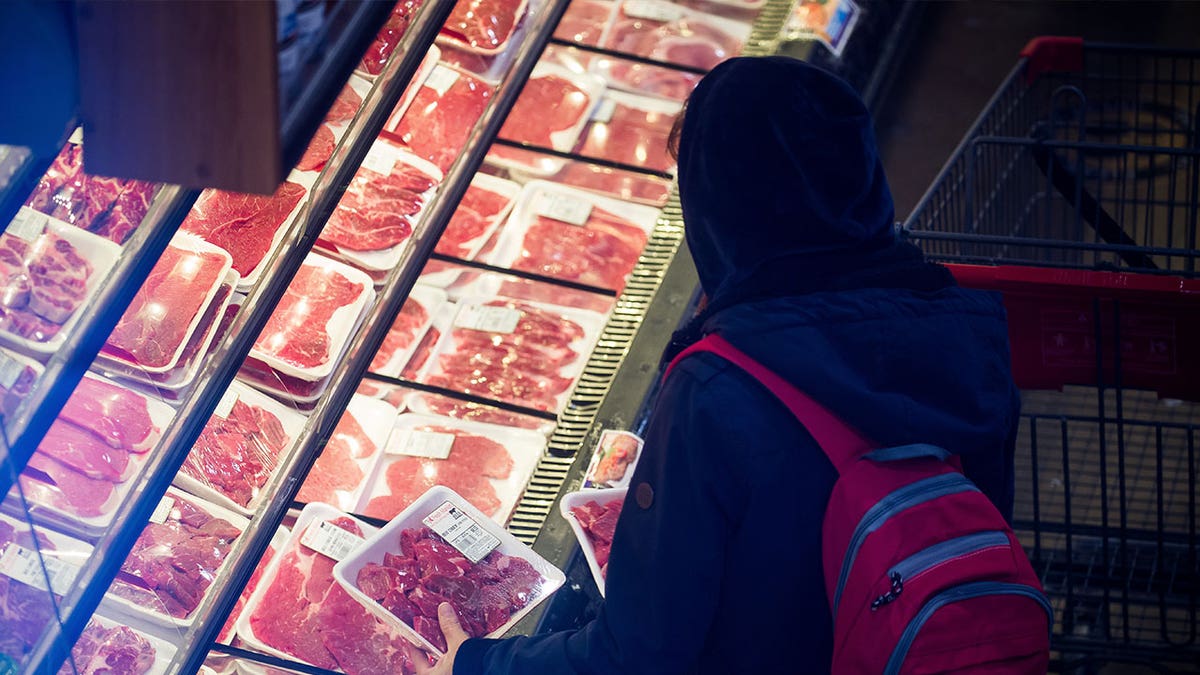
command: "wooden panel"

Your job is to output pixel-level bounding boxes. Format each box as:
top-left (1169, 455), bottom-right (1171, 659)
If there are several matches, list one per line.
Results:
top-left (75, 0), bottom-right (281, 194)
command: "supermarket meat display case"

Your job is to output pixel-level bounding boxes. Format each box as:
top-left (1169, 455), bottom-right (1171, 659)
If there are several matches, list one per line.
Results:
top-left (0, 1), bottom-right (919, 673)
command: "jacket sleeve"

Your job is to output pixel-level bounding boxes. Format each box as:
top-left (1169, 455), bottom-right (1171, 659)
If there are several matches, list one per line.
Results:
top-left (454, 356), bottom-right (751, 675)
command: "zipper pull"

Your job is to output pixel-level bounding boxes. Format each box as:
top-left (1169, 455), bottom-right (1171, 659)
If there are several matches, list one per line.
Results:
top-left (871, 572), bottom-right (904, 611)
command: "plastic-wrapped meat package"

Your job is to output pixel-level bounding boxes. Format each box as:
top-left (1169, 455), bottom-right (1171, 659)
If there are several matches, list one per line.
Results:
top-left (491, 65), bottom-right (605, 172)
top-left (405, 392), bottom-right (553, 434)
top-left (296, 125), bottom-right (336, 172)
top-left (63, 619), bottom-right (159, 675)
top-left (0, 228), bottom-right (95, 343)
top-left (242, 509), bottom-right (424, 674)
top-left (109, 491), bottom-right (246, 622)
top-left (217, 528), bottom-right (287, 645)
top-left (295, 395), bottom-right (394, 512)
top-left (0, 349), bottom-right (42, 420)
top-left (554, 0), bottom-right (615, 46)
top-left (326, 82), bottom-right (365, 125)
top-left (369, 286), bottom-right (445, 377)
top-left (359, 1), bottom-right (424, 76)
top-left (393, 65), bottom-right (494, 173)
top-left (447, 268), bottom-right (616, 314)
top-left (571, 498), bottom-right (623, 576)
top-left (574, 92), bottom-right (681, 173)
top-left (24, 141), bottom-right (156, 244)
top-left (440, 0), bottom-right (527, 54)
top-left (554, 161), bottom-right (673, 206)
top-left (433, 175), bottom-right (519, 260)
top-left (180, 181), bottom-right (307, 284)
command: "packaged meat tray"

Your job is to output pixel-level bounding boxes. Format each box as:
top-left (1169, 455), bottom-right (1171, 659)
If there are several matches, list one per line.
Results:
top-left (66, 611), bottom-right (179, 675)
top-left (438, 0), bottom-right (530, 55)
top-left (593, 0), bottom-right (751, 101)
top-left (446, 268), bottom-right (616, 315)
top-left (237, 503), bottom-right (428, 674)
top-left (101, 233), bottom-right (235, 375)
top-left (180, 174), bottom-right (313, 291)
top-left (357, 0), bottom-right (425, 77)
top-left (399, 299), bottom-right (455, 381)
top-left (553, 0), bottom-right (617, 47)
top-left (356, 413), bottom-right (546, 524)
top-left (413, 295), bottom-right (607, 413)
top-left (433, 173), bottom-right (520, 261)
top-left (296, 394), bottom-right (396, 513)
top-left (560, 487), bottom-right (626, 596)
top-left (356, 379), bottom-right (411, 410)
top-left (249, 252), bottom-right (375, 381)
top-left (404, 391), bottom-right (556, 437)
top-left (316, 140), bottom-right (443, 274)
top-left (573, 90), bottom-right (681, 173)
top-left (13, 376), bottom-right (174, 539)
top-left (326, 77), bottom-right (368, 127)
top-left (105, 488), bottom-right (249, 629)
top-left (23, 135), bottom-right (157, 245)
top-left (488, 63), bottom-right (607, 176)
top-left (217, 526), bottom-right (290, 645)
top-left (0, 207), bottom-right (121, 355)
top-left (0, 347), bottom-right (43, 423)
top-left (552, 159), bottom-right (674, 206)
top-left (175, 381), bottom-right (309, 516)
top-left (334, 486), bottom-right (566, 655)
top-left (484, 180), bottom-right (659, 293)
top-left (389, 63), bottom-right (495, 174)
top-left (383, 46), bottom-right (442, 134)
top-left (0, 511), bottom-right (93, 671)
top-left (369, 284), bottom-right (448, 378)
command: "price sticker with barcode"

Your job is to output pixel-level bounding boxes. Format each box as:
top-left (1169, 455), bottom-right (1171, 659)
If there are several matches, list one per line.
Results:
top-left (425, 65), bottom-right (461, 98)
top-left (534, 191), bottom-right (593, 226)
top-left (591, 98), bottom-right (617, 124)
top-left (386, 429), bottom-right (455, 459)
top-left (361, 141), bottom-right (401, 176)
top-left (68, 127), bottom-right (84, 145)
top-left (0, 543), bottom-right (81, 596)
top-left (622, 0), bottom-right (684, 23)
top-left (300, 520), bottom-right (365, 561)
top-left (149, 495), bottom-right (176, 524)
top-left (8, 207), bottom-right (48, 243)
top-left (423, 500), bottom-right (500, 564)
top-left (454, 303), bottom-right (522, 334)
top-left (0, 353), bottom-right (26, 390)
top-left (213, 389), bottom-right (239, 419)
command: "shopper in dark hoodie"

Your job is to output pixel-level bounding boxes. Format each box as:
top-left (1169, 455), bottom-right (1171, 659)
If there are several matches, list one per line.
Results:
top-left (409, 55), bottom-right (1021, 675)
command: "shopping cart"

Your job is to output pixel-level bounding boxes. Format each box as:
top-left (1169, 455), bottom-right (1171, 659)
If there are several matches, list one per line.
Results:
top-left (903, 38), bottom-right (1200, 672)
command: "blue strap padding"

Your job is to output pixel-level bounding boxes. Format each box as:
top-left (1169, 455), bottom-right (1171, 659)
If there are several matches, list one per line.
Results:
top-left (866, 444), bottom-right (951, 463)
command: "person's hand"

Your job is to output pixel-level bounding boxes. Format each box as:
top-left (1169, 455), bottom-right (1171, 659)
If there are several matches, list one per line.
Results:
top-left (407, 602), bottom-right (469, 675)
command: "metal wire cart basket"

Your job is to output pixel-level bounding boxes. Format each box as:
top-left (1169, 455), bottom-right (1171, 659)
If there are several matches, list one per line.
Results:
top-left (902, 38), bottom-right (1200, 672)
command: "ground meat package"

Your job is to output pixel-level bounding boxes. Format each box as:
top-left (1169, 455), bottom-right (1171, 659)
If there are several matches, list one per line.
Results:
top-left (104, 489), bottom-right (248, 630)
top-left (487, 62), bottom-right (607, 177)
top-left (237, 504), bottom-right (427, 674)
top-left (316, 140), bottom-right (443, 275)
top-left (433, 173), bottom-right (520, 262)
top-left (0, 207), bottom-right (121, 355)
top-left (484, 180), bottom-right (659, 293)
top-left (14, 376), bottom-right (174, 538)
top-left (560, 487), bottom-right (626, 597)
top-left (369, 284), bottom-right (448, 379)
top-left (412, 295), bottom-right (607, 413)
top-left (174, 381), bottom-right (308, 516)
top-left (357, 412), bottom-right (546, 524)
top-left (296, 394), bottom-right (396, 513)
top-left (334, 486), bottom-right (565, 656)
top-left (0, 512), bottom-right (92, 670)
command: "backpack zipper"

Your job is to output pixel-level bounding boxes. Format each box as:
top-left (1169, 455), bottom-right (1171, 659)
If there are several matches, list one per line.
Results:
top-left (832, 473), bottom-right (979, 614)
top-left (871, 530), bottom-right (1011, 610)
top-left (882, 581), bottom-right (1054, 675)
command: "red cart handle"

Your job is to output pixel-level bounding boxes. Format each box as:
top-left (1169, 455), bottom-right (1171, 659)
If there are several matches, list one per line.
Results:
top-left (1020, 36), bottom-right (1084, 84)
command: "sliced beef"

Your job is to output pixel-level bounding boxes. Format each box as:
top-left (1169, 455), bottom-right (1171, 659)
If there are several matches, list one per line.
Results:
top-left (514, 206), bottom-right (649, 292)
top-left (296, 408), bottom-right (377, 505)
top-left (320, 157), bottom-right (437, 253)
top-left (394, 67), bottom-right (493, 173)
top-left (441, 0), bottom-right (524, 52)
top-left (58, 376), bottom-right (158, 451)
top-left (252, 257), bottom-right (365, 371)
top-left (180, 181), bottom-right (307, 278)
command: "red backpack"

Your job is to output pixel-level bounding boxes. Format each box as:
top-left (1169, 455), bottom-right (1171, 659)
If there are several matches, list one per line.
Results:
top-left (668, 334), bottom-right (1053, 673)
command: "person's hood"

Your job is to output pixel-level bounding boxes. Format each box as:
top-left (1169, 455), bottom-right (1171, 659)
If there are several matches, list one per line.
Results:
top-left (706, 287), bottom-right (1019, 456)
top-left (676, 56), bottom-right (896, 305)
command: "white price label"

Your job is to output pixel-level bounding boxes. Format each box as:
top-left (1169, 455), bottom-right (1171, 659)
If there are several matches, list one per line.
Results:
top-left (591, 98), bottom-right (617, 124)
top-left (149, 496), bottom-right (176, 524)
top-left (300, 519), bottom-right (365, 561)
top-left (8, 207), bottom-right (48, 243)
top-left (0, 544), bottom-right (81, 596)
top-left (425, 65), bottom-right (461, 98)
top-left (623, 0), bottom-right (684, 23)
top-left (423, 500), bottom-right (500, 564)
top-left (453, 303), bottom-right (522, 334)
top-left (534, 191), bottom-right (593, 226)
top-left (361, 141), bottom-right (400, 176)
top-left (213, 390), bottom-right (239, 419)
top-left (386, 429), bottom-right (455, 459)
top-left (68, 127), bottom-right (84, 145)
top-left (0, 354), bottom-right (25, 391)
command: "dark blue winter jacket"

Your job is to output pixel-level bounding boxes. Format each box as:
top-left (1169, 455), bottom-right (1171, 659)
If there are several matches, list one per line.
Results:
top-left (454, 56), bottom-right (1020, 674)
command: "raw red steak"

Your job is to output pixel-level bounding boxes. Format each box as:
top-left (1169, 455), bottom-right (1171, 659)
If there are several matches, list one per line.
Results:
top-left (181, 181), bottom-right (306, 278)
top-left (363, 425), bottom-right (513, 519)
top-left (23, 451), bottom-right (116, 517)
top-left (554, 0), bottom-right (613, 46)
top-left (63, 621), bottom-right (155, 675)
top-left (0, 520), bottom-right (60, 667)
top-left (112, 494), bottom-right (242, 619)
top-left (253, 257), bottom-right (365, 371)
top-left (296, 409), bottom-right (377, 505)
top-left (442, 0), bottom-right (524, 52)
top-left (514, 206), bottom-right (649, 291)
top-left (425, 300), bottom-right (584, 411)
top-left (297, 125), bottom-right (336, 172)
top-left (401, 325), bottom-right (442, 380)
top-left (605, 11), bottom-right (743, 69)
top-left (497, 74), bottom-right (592, 149)
top-left (38, 420), bottom-right (129, 481)
top-left (435, 182), bottom-right (513, 259)
top-left (577, 99), bottom-right (676, 172)
top-left (572, 498), bottom-right (623, 574)
top-left (359, 1), bottom-right (423, 75)
top-left (355, 527), bottom-right (546, 649)
top-left (371, 294), bottom-right (431, 372)
top-left (394, 67), bottom-right (493, 173)
top-left (555, 162), bottom-right (673, 206)
top-left (0, 230), bottom-right (94, 342)
top-left (328, 83), bottom-right (365, 124)
top-left (414, 393), bottom-right (546, 430)
top-left (320, 155), bottom-right (437, 252)
top-left (494, 276), bottom-right (615, 314)
top-left (59, 376), bottom-right (157, 451)
top-left (218, 540), bottom-right (278, 644)
top-left (181, 398), bottom-right (291, 507)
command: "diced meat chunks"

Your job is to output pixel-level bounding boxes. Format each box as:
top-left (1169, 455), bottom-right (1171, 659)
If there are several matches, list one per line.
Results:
top-left (572, 498), bottom-right (623, 575)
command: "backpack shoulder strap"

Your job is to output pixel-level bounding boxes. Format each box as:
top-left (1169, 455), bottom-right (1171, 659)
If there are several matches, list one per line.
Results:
top-left (666, 334), bottom-right (873, 474)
